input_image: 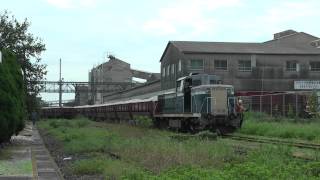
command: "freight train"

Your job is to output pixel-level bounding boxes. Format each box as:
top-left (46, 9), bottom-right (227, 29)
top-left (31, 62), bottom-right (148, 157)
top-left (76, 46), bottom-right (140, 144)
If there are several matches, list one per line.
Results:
top-left (41, 74), bottom-right (243, 133)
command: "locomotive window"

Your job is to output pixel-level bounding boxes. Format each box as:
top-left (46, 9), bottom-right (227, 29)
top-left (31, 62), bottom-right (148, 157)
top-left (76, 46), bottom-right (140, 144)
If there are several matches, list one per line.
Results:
top-left (227, 88), bottom-right (234, 95)
top-left (177, 80), bottom-right (183, 92)
top-left (192, 79), bottom-right (202, 86)
top-left (177, 80), bottom-right (181, 88)
top-left (210, 80), bottom-right (217, 84)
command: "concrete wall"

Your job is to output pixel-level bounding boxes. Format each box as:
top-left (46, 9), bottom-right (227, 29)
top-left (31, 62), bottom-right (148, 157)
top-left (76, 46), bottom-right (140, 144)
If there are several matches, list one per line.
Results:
top-left (90, 58), bottom-right (132, 83)
top-left (75, 86), bottom-right (89, 105)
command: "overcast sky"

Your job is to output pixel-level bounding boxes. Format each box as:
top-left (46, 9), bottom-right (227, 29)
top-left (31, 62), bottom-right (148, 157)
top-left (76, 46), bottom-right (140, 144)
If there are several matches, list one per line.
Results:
top-left (2, 0), bottom-right (320, 101)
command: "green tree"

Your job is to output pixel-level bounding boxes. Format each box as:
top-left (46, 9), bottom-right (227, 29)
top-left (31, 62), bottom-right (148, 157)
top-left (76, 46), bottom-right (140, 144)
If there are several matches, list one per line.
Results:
top-left (0, 49), bottom-right (25, 143)
top-left (0, 10), bottom-right (46, 113)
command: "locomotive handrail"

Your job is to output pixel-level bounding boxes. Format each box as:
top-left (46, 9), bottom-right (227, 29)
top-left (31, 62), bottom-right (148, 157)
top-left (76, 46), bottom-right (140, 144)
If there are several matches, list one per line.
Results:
top-left (192, 95), bottom-right (198, 113)
top-left (206, 97), bottom-right (215, 114)
top-left (227, 97), bottom-right (236, 114)
top-left (198, 97), bottom-right (215, 114)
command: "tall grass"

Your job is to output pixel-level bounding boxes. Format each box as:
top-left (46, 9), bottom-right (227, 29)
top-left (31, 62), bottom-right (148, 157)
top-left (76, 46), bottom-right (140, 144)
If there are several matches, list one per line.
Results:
top-left (38, 118), bottom-right (320, 179)
top-left (122, 146), bottom-right (320, 180)
top-left (38, 118), bottom-right (239, 178)
top-left (239, 112), bottom-right (320, 142)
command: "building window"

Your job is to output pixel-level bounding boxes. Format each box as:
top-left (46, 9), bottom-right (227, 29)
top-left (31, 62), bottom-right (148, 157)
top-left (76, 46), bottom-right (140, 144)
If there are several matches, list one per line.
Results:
top-left (167, 65), bottom-right (170, 76)
top-left (171, 64), bottom-right (175, 75)
top-left (286, 61), bottom-right (297, 71)
top-left (214, 60), bottom-right (227, 70)
top-left (162, 67), bottom-right (165, 77)
top-left (178, 60), bottom-right (182, 72)
top-left (310, 62), bottom-right (320, 71)
top-left (190, 59), bottom-right (204, 70)
top-left (238, 60), bottom-right (252, 72)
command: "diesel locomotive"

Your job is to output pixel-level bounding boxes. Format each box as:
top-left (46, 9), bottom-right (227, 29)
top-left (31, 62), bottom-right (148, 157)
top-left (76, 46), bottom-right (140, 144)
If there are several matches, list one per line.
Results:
top-left (154, 73), bottom-right (242, 132)
top-left (41, 73), bottom-right (243, 133)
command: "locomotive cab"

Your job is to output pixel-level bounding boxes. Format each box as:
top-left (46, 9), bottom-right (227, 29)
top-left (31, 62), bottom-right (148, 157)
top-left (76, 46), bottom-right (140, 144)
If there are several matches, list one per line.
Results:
top-left (176, 74), bottom-right (222, 113)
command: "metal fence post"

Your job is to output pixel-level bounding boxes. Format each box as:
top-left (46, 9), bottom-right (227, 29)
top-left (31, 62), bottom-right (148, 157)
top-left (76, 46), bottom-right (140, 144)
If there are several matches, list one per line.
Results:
top-left (295, 93), bottom-right (298, 117)
top-left (270, 95), bottom-right (273, 117)
top-left (282, 94), bottom-right (285, 116)
top-left (260, 95), bottom-right (262, 113)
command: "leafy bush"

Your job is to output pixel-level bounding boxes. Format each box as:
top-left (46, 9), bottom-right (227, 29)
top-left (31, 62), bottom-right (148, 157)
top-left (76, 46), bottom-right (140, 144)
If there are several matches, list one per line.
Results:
top-left (196, 130), bottom-right (217, 140)
top-left (48, 118), bottom-right (90, 129)
top-left (134, 116), bottom-right (153, 128)
top-left (0, 49), bottom-right (25, 143)
top-left (73, 156), bottom-right (147, 179)
top-left (304, 162), bottom-right (320, 177)
top-left (49, 121), bottom-right (59, 128)
top-left (76, 118), bottom-right (90, 127)
top-left (287, 104), bottom-right (295, 118)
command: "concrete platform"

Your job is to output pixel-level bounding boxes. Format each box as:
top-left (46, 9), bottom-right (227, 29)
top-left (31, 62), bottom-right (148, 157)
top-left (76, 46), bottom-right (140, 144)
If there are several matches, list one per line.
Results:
top-left (31, 127), bottom-right (64, 180)
top-left (0, 124), bottom-right (64, 180)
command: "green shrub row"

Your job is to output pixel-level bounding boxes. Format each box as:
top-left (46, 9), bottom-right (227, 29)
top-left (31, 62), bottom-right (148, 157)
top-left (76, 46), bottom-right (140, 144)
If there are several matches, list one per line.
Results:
top-left (0, 49), bottom-right (25, 143)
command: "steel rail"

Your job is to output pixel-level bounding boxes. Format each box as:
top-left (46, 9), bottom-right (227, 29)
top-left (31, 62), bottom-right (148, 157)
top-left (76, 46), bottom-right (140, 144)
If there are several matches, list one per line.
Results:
top-left (223, 134), bottom-right (320, 150)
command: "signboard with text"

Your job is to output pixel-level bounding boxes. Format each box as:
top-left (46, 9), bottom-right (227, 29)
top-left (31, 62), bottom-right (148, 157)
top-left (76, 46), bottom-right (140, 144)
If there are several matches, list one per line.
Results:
top-left (294, 80), bottom-right (320, 90)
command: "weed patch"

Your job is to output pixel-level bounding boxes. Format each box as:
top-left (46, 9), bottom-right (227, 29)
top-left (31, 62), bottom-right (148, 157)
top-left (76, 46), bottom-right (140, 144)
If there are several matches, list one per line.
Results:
top-left (38, 118), bottom-right (320, 179)
top-left (133, 116), bottom-right (153, 128)
top-left (240, 112), bottom-right (320, 142)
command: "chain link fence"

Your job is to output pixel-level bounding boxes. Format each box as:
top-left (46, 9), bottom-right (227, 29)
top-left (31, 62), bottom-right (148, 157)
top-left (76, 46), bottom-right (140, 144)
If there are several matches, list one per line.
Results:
top-left (238, 92), bottom-right (312, 117)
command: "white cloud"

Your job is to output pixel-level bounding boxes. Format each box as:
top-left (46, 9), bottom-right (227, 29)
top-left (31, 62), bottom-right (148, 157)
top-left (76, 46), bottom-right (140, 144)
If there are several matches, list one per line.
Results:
top-left (239, 0), bottom-right (320, 37)
top-left (46, 0), bottom-right (99, 9)
top-left (262, 1), bottom-right (318, 26)
top-left (142, 0), bottom-right (241, 37)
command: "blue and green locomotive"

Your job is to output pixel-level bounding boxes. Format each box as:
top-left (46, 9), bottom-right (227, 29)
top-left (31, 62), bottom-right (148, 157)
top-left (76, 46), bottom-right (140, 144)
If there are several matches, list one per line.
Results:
top-left (155, 73), bottom-right (242, 132)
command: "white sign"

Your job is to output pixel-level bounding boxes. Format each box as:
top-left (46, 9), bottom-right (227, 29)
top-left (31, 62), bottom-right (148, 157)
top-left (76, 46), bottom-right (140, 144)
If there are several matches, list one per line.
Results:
top-left (294, 80), bottom-right (320, 90)
top-left (0, 51), bottom-right (2, 63)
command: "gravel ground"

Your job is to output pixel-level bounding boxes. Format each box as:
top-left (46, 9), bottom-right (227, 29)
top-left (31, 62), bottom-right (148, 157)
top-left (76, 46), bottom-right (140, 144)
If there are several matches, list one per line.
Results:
top-left (38, 129), bottom-right (105, 180)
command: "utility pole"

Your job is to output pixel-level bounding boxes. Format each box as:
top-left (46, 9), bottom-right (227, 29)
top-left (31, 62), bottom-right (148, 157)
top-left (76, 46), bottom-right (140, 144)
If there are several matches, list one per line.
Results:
top-left (59, 58), bottom-right (62, 107)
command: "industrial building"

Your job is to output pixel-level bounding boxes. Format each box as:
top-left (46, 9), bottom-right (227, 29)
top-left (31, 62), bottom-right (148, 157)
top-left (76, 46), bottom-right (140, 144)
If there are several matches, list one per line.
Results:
top-left (102, 30), bottom-right (320, 104)
top-left (160, 30), bottom-right (320, 94)
top-left (84, 55), bottom-right (160, 104)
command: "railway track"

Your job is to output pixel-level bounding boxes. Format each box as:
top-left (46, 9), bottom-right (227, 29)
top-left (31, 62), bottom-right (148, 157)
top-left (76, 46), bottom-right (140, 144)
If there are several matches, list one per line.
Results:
top-left (223, 134), bottom-right (320, 150)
